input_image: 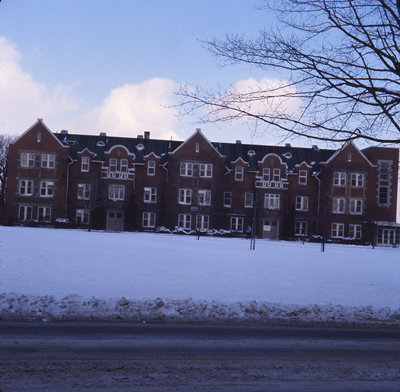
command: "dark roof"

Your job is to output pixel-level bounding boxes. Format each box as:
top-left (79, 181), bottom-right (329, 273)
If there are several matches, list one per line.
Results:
top-left (54, 132), bottom-right (335, 172)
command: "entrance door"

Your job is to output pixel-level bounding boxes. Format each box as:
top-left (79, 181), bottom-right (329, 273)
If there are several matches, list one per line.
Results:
top-left (263, 219), bottom-right (279, 239)
top-left (107, 210), bottom-right (124, 231)
top-left (378, 228), bottom-right (395, 245)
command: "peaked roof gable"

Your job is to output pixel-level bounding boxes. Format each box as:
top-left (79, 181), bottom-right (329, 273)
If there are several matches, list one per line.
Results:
top-left (320, 141), bottom-right (375, 167)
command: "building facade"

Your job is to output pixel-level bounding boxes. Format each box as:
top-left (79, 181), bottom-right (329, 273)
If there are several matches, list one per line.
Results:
top-left (4, 119), bottom-right (400, 246)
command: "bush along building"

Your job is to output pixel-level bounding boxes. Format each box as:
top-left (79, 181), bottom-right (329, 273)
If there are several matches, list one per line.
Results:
top-left (4, 119), bottom-right (400, 246)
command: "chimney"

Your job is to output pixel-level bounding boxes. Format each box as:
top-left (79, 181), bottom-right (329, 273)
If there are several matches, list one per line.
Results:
top-left (99, 132), bottom-right (107, 137)
top-left (285, 143), bottom-right (291, 148)
top-left (236, 140), bottom-right (242, 144)
top-left (144, 131), bottom-right (150, 139)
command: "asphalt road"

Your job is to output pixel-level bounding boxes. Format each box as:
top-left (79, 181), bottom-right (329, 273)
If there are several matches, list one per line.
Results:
top-left (1, 322), bottom-right (400, 391)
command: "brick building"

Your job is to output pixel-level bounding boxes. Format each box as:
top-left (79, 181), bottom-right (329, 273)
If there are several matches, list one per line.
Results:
top-left (4, 119), bottom-right (399, 245)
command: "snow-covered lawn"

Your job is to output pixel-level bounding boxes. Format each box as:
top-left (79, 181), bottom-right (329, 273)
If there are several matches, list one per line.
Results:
top-left (1, 226), bottom-right (399, 327)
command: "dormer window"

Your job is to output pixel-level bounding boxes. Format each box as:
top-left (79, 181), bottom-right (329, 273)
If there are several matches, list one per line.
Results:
top-left (298, 170), bottom-right (307, 185)
top-left (97, 141), bottom-right (105, 147)
top-left (110, 158), bottom-right (118, 172)
top-left (195, 143), bottom-right (199, 153)
top-left (273, 168), bottom-right (280, 182)
top-left (262, 168), bottom-right (270, 181)
top-left (235, 166), bottom-right (244, 181)
top-left (81, 157), bottom-right (90, 172)
top-left (120, 159), bottom-right (128, 173)
top-left (36, 132), bottom-right (41, 143)
top-left (148, 160), bottom-right (156, 176)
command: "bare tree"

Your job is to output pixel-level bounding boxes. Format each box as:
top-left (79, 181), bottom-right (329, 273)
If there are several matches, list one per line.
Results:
top-left (178, 0), bottom-right (400, 144)
top-left (0, 134), bottom-right (13, 208)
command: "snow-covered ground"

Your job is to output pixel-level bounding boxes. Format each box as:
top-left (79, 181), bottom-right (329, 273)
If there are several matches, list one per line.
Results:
top-left (1, 226), bottom-right (399, 327)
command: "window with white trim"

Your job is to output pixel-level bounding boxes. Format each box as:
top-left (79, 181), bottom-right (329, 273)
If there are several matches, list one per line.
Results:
top-left (120, 159), bottom-right (128, 173)
top-left (298, 170), bottom-right (307, 185)
top-left (19, 180), bottom-right (33, 196)
top-left (295, 221), bottom-right (307, 236)
top-left (332, 197), bottom-right (345, 214)
top-left (244, 192), bottom-right (253, 208)
top-left (198, 189), bottom-right (211, 206)
top-left (147, 160), bottom-right (156, 176)
top-left (230, 217), bottom-right (244, 232)
top-left (38, 206), bottom-right (51, 222)
top-left (333, 172), bottom-right (346, 186)
top-left (378, 160), bottom-right (392, 205)
top-left (77, 183), bottom-right (91, 200)
top-left (351, 173), bottom-right (364, 188)
top-left (143, 187), bottom-right (157, 203)
top-left (264, 193), bottom-right (280, 210)
top-left (178, 188), bottom-right (192, 205)
top-left (109, 158), bottom-right (118, 173)
top-left (40, 180), bottom-right (54, 197)
top-left (196, 215), bottom-right (209, 230)
top-left (235, 166), bottom-right (244, 181)
top-left (273, 168), bottom-right (281, 182)
top-left (223, 191), bottom-right (232, 207)
top-left (41, 154), bottom-right (55, 169)
top-left (350, 198), bottom-right (363, 215)
top-left (142, 212), bottom-right (156, 228)
top-left (349, 224), bottom-right (362, 239)
top-left (18, 205), bottom-right (33, 221)
top-left (76, 209), bottom-right (89, 224)
top-left (295, 196), bottom-right (309, 211)
top-left (180, 162), bottom-right (193, 177)
top-left (108, 184), bottom-right (125, 200)
top-left (199, 163), bottom-right (213, 178)
top-left (262, 168), bottom-right (270, 181)
top-left (178, 213), bottom-right (191, 229)
top-left (331, 223), bottom-right (344, 238)
top-left (21, 152), bottom-right (35, 168)
top-left (81, 156), bottom-right (90, 172)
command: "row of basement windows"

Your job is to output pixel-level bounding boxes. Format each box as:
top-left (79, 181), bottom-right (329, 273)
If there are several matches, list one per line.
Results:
top-left (20, 152), bottom-right (55, 169)
top-left (19, 205), bottom-right (90, 225)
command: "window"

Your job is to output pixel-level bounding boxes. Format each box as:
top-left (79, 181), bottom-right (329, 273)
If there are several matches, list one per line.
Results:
top-left (196, 215), bottom-right (209, 230)
top-left (178, 188), bottom-right (192, 205)
top-left (21, 152), bottom-right (35, 168)
top-left (81, 156), bottom-right (90, 172)
top-left (244, 192), bottom-right (253, 208)
top-left (120, 159), bottom-right (128, 173)
top-left (264, 193), bottom-right (280, 210)
top-left (351, 173), bottom-right (364, 188)
top-left (331, 223), bottom-right (344, 238)
top-left (18, 205), bottom-right (32, 221)
top-left (76, 209), bottom-right (89, 224)
top-left (298, 170), bottom-right (307, 185)
top-left (178, 213), bottom-right (192, 229)
top-left (199, 163), bottom-right (213, 178)
top-left (349, 224), bottom-right (362, 240)
top-left (195, 143), bottom-right (200, 153)
top-left (224, 191), bottom-right (232, 207)
top-left (198, 189), bottom-right (211, 206)
top-left (235, 166), bottom-right (244, 181)
top-left (295, 221), bottom-right (307, 236)
top-left (41, 154), bottom-right (55, 169)
top-left (295, 196), bottom-right (309, 211)
top-left (332, 197), bottom-right (345, 214)
top-left (333, 172), bottom-right (346, 186)
top-left (38, 206), bottom-right (51, 222)
top-left (180, 162), bottom-right (193, 177)
top-left (142, 212), bottom-right (156, 228)
top-left (379, 187), bottom-right (389, 205)
top-left (40, 180), bottom-right (54, 197)
top-left (230, 217), bottom-right (244, 232)
top-left (19, 180), bottom-right (33, 196)
top-left (77, 184), bottom-right (91, 200)
top-left (143, 187), bottom-right (157, 203)
top-left (109, 158), bottom-right (118, 172)
top-left (350, 198), bottom-right (363, 215)
top-left (262, 168), bottom-right (270, 181)
top-left (147, 160), bottom-right (156, 176)
top-left (108, 184), bottom-right (125, 200)
top-left (273, 168), bottom-right (281, 182)
top-left (378, 161), bottom-right (392, 205)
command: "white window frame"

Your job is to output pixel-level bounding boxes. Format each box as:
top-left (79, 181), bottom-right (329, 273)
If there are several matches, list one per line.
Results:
top-left (180, 162), bottom-right (193, 177)
top-left (298, 170), bottom-right (307, 185)
top-left (120, 159), bottom-right (128, 173)
top-left (143, 187), bottom-right (157, 203)
top-left (350, 173), bottom-right (364, 188)
top-left (331, 222), bottom-right (345, 238)
top-left (147, 160), bottom-right (156, 176)
top-left (378, 160), bottom-right (392, 206)
top-left (81, 156), bottom-right (90, 172)
top-left (142, 212), bottom-right (156, 228)
top-left (38, 206), bottom-right (51, 222)
top-left (230, 217), bottom-right (244, 232)
top-left (235, 166), bottom-right (244, 181)
top-left (178, 188), bottom-right (192, 205)
top-left (40, 180), bottom-right (54, 197)
top-left (332, 197), bottom-right (346, 214)
top-left (178, 213), bottom-right (192, 229)
top-left (273, 168), bottom-right (281, 182)
top-left (198, 189), bottom-right (211, 206)
top-left (244, 192), bottom-right (254, 208)
top-left (109, 158), bottom-right (118, 173)
top-left (19, 179), bottom-right (33, 196)
top-left (199, 163), bottom-right (213, 178)
top-left (18, 205), bottom-right (33, 221)
top-left (350, 198), bottom-right (363, 215)
top-left (41, 154), bottom-right (55, 169)
top-left (295, 221), bottom-right (307, 236)
top-left (224, 191), bottom-right (232, 207)
top-left (333, 171), bottom-right (346, 186)
top-left (295, 196), bottom-right (309, 211)
top-left (108, 184), bottom-right (125, 201)
top-left (262, 168), bottom-right (270, 181)
top-left (196, 215), bottom-right (209, 230)
top-left (77, 183), bottom-right (91, 200)
top-left (349, 224), bottom-right (362, 240)
top-left (76, 209), bottom-right (89, 225)
top-left (264, 193), bottom-right (280, 210)
top-left (21, 152), bottom-right (35, 168)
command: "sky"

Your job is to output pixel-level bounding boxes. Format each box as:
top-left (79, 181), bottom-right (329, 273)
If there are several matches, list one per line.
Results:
top-left (0, 0), bottom-right (295, 145)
